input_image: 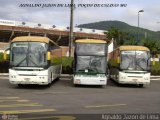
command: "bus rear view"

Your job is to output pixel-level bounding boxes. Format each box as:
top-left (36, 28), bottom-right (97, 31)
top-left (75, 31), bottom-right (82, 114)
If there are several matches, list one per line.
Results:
top-left (73, 39), bottom-right (108, 86)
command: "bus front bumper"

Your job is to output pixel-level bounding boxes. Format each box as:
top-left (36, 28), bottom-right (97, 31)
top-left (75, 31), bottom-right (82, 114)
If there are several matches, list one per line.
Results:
top-left (9, 75), bottom-right (49, 85)
top-left (73, 75), bottom-right (107, 85)
top-left (9, 69), bottom-right (49, 85)
top-left (118, 71), bottom-right (150, 85)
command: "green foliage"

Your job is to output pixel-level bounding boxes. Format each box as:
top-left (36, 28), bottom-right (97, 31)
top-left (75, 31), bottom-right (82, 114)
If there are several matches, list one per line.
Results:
top-left (78, 20), bottom-right (160, 41)
top-left (108, 59), bottom-right (119, 68)
top-left (51, 57), bottom-right (62, 65)
top-left (78, 20), bottom-right (133, 31)
top-left (62, 57), bottom-right (74, 67)
top-left (0, 53), bottom-right (4, 62)
top-left (141, 38), bottom-right (160, 56)
top-left (107, 27), bottom-right (137, 46)
top-left (62, 57), bottom-right (73, 69)
top-left (51, 57), bottom-right (74, 70)
top-left (124, 36), bottom-right (137, 45)
top-left (62, 57), bottom-right (74, 74)
top-left (151, 62), bottom-right (160, 75)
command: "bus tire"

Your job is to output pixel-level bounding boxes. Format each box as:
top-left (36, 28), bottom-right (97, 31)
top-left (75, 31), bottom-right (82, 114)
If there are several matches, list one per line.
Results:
top-left (48, 80), bottom-right (52, 87)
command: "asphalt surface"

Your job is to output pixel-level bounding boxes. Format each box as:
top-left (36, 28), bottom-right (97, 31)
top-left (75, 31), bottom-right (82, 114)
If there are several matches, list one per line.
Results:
top-left (0, 76), bottom-right (160, 120)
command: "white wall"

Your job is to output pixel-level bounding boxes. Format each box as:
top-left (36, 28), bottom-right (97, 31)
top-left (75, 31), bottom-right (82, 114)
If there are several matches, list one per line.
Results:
top-left (108, 39), bottom-right (114, 53)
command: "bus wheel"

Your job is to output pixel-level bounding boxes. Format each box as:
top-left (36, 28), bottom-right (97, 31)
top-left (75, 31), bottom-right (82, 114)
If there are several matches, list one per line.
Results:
top-left (47, 83), bottom-right (51, 87)
top-left (139, 84), bottom-right (144, 87)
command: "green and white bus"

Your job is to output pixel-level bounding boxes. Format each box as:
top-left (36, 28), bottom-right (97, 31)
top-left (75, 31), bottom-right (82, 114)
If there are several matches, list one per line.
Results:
top-left (108, 45), bottom-right (150, 87)
top-left (73, 39), bottom-right (108, 86)
top-left (7, 36), bottom-right (62, 86)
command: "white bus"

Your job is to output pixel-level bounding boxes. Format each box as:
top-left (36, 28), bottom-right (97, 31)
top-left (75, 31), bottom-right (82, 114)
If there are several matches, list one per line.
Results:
top-left (108, 45), bottom-right (150, 87)
top-left (73, 39), bottom-right (108, 86)
top-left (5, 36), bottom-right (62, 87)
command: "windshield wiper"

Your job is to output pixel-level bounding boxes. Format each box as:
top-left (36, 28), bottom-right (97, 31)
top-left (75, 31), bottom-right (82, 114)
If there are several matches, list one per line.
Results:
top-left (15, 56), bottom-right (27, 67)
top-left (135, 58), bottom-right (146, 71)
top-left (88, 68), bottom-right (98, 72)
top-left (77, 67), bottom-right (98, 73)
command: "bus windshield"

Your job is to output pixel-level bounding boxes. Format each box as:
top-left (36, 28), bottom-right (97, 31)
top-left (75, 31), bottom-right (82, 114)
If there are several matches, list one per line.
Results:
top-left (10, 42), bottom-right (48, 67)
top-left (76, 43), bottom-right (106, 56)
top-left (75, 43), bottom-right (107, 74)
top-left (76, 56), bottom-right (107, 73)
top-left (120, 51), bottom-right (150, 71)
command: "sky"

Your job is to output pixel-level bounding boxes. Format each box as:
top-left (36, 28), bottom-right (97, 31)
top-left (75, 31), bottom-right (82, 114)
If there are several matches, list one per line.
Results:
top-left (0, 0), bottom-right (160, 31)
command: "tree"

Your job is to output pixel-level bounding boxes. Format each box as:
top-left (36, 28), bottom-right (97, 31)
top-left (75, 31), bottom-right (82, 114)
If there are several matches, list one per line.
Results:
top-left (107, 27), bottom-right (137, 47)
top-left (107, 27), bottom-right (123, 47)
top-left (141, 38), bottom-right (160, 57)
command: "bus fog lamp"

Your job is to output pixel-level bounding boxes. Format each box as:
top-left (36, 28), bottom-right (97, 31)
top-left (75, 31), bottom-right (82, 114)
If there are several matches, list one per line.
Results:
top-left (144, 77), bottom-right (148, 80)
top-left (39, 77), bottom-right (45, 79)
top-left (121, 76), bottom-right (126, 79)
top-left (11, 75), bottom-right (16, 78)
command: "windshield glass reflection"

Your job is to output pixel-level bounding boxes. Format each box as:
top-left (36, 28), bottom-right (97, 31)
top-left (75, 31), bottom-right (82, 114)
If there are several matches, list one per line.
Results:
top-left (120, 51), bottom-right (150, 71)
top-left (10, 42), bottom-right (48, 67)
top-left (76, 56), bottom-right (107, 73)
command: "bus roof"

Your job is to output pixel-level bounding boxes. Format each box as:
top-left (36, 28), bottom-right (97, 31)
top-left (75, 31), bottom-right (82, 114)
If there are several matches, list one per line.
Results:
top-left (11, 36), bottom-right (51, 44)
top-left (75, 39), bottom-right (106, 44)
top-left (119, 45), bottom-right (150, 51)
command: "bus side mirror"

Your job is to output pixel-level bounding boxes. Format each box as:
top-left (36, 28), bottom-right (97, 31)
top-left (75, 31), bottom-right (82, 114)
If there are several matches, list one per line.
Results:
top-left (3, 51), bottom-right (7, 60)
top-left (152, 58), bottom-right (155, 66)
top-left (3, 49), bottom-right (10, 61)
top-left (47, 51), bottom-right (51, 61)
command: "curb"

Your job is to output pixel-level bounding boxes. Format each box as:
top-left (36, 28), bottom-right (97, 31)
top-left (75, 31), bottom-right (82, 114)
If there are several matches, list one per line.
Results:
top-left (0, 73), bottom-right (9, 75)
top-left (0, 77), bottom-right (8, 79)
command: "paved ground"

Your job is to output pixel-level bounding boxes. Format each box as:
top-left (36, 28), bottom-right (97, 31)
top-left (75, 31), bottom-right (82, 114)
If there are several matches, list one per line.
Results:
top-left (0, 76), bottom-right (160, 120)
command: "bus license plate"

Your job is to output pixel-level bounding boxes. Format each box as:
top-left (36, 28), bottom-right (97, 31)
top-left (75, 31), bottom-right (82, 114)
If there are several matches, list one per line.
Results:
top-left (132, 79), bottom-right (137, 81)
top-left (24, 78), bottom-right (30, 81)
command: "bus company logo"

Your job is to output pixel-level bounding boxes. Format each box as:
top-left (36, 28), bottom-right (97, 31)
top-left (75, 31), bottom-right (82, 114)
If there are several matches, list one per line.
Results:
top-left (2, 114), bottom-right (8, 120)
